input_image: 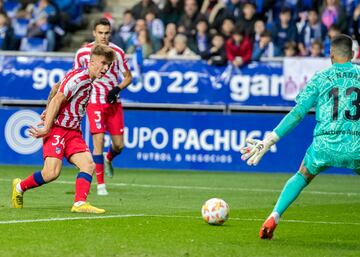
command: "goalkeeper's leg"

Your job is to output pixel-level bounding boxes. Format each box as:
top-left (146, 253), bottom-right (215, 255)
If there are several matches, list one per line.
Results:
top-left (260, 162), bottom-right (316, 239)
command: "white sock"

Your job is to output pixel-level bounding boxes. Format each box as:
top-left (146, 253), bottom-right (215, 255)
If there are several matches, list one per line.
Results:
top-left (97, 184), bottom-right (106, 189)
top-left (74, 201), bottom-right (86, 207)
top-left (270, 212), bottom-right (280, 224)
top-left (16, 182), bottom-right (23, 193)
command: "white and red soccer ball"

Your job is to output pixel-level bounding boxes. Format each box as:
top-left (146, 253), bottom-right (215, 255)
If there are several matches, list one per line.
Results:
top-left (201, 198), bottom-right (230, 225)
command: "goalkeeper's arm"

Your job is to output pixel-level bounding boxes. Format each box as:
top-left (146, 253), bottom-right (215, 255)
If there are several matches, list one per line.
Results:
top-left (241, 101), bottom-right (314, 166)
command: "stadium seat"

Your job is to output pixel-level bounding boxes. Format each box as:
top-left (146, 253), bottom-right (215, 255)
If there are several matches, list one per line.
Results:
top-left (78, 0), bottom-right (100, 6)
top-left (3, 1), bottom-right (20, 18)
top-left (12, 18), bottom-right (30, 39)
top-left (20, 38), bottom-right (48, 52)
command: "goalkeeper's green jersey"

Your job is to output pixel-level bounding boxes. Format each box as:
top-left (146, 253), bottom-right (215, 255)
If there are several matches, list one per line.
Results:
top-left (274, 61), bottom-right (360, 173)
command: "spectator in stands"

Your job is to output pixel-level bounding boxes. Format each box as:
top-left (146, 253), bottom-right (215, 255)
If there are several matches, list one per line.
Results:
top-left (162, 0), bottom-right (184, 25)
top-left (271, 7), bottom-right (298, 56)
top-left (283, 41), bottom-right (298, 57)
top-left (113, 10), bottom-right (135, 51)
top-left (145, 9), bottom-right (164, 52)
top-left (320, 0), bottom-right (347, 33)
top-left (253, 0), bottom-right (276, 23)
top-left (201, 33), bottom-right (227, 66)
top-left (125, 18), bottom-right (147, 51)
top-left (26, 0), bottom-right (59, 51)
top-left (167, 33), bottom-right (197, 57)
top-left (236, 1), bottom-right (258, 40)
top-left (220, 17), bottom-right (234, 41)
top-left (200, 0), bottom-right (228, 34)
top-left (225, 28), bottom-right (252, 67)
top-left (156, 22), bottom-right (177, 56)
top-left (190, 18), bottom-right (211, 55)
top-left (309, 39), bottom-right (324, 57)
top-left (298, 9), bottom-right (327, 56)
top-left (127, 28), bottom-right (153, 59)
top-left (225, 0), bottom-right (242, 20)
top-left (53, 0), bottom-right (83, 32)
top-left (0, 12), bottom-right (16, 50)
top-left (153, 0), bottom-right (166, 9)
top-left (352, 3), bottom-right (360, 59)
top-left (251, 30), bottom-right (274, 61)
top-left (253, 19), bottom-right (265, 44)
top-left (131, 0), bottom-right (159, 20)
top-left (178, 0), bottom-right (203, 37)
top-left (323, 24), bottom-right (341, 56)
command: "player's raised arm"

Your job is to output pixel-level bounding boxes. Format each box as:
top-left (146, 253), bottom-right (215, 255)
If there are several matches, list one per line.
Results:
top-left (241, 75), bottom-right (319, 166)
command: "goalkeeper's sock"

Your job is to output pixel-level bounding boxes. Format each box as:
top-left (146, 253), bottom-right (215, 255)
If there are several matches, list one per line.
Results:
top-left (106, 146), bottom-right (122, 162)
top-left (74, 172), bottom-right (92, 202)
top-left (19, 171), bottom-right (45, 192)
top-left (93, 154), bottom-right (104, 185)
top-left (273, 171), bottom-right (309, 216)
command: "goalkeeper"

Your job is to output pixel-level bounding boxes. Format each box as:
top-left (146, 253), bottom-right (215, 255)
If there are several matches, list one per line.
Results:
top-left (241, 34), bottom-right (360, 240)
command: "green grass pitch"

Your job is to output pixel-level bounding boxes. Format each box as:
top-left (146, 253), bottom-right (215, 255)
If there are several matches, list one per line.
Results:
top-left (0, 165), bottom-right (359, 257)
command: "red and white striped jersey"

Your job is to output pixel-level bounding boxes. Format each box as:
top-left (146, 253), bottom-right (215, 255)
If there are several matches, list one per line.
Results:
top-left (54, 68), bottom-right (92, 130)
top-left (74, 42), bottom-right (129, 104)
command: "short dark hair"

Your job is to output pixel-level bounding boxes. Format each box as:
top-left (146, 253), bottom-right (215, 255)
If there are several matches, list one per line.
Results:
top-left (93, 18), bottom-right (111, 30)
top-left (260, 31), bottom-right (271, 38)
top-left (331, 34), bottom-right (353, 59)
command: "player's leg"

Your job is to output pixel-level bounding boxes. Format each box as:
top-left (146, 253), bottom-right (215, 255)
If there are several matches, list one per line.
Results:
top-left (86, 103), bottom-right (108, 195)
top-left (69, 151), bottom-right (105, 214)
top-left (260, 161), bottom-right (318, 239)
top-left (104, 134), bottom-right (124, 177)
top-left (92, 132), bottom-right (108, 195)
top-left (11, 157), bottom-right (62, 208)
top-left (104, 103), bottom-right (125, 177)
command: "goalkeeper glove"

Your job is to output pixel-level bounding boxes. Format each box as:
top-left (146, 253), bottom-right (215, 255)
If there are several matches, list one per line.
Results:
top-left (107, 86), bottom-right (121, 103)
top-left (240, 132), bottom-right (280, 166)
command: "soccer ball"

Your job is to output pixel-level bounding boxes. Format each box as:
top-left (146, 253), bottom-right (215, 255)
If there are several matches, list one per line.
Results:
top-left (201, 198), bottom-right (229, 225)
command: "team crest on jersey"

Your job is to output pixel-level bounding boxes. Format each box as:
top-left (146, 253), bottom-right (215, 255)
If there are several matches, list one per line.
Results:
top-left (55, 146), bottom-right (61, 154)
top-left (96, 122), bottom-right (101, 129)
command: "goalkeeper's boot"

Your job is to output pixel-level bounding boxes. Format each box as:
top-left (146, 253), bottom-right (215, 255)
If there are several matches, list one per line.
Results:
top-left (259, 216), bottom-right (277, 239)
top-left (71, 202), bottom-right (105, 214)
top-left (103, 153), bottom-right (114, 178)
top-left (11, 178), bottom-right (23, 208)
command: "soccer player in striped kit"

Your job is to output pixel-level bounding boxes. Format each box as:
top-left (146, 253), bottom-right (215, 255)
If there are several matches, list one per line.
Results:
top-left (74, 18), bottom-right (132, 196)
top-left (11, 44), bottom-right (115, 213)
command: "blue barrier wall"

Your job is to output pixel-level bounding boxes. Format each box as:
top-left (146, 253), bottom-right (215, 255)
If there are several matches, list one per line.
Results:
top-left (3, 107), bottom-right (352, 174)
top-left (0, 56), bottom-right (291, 107)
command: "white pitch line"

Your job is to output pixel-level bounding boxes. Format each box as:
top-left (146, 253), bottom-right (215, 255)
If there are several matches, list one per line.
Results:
top-left (1, 213), bottom-right (359, 226)
top-left (0, 178), bottom-right (359, 196)
top-left (55, 180), bottom-right (360, 197)
top-left (0, 214), bottom-right (145, 224)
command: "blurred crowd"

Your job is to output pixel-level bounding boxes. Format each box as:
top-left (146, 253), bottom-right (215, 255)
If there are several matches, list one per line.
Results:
top-left (2, 0), bottom-right (360, 66)
top-left (0, 0), bottom-right (102, 51)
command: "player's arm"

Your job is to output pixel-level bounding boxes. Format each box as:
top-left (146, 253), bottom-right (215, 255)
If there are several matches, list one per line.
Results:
top-left (39, 82), bottom-right (61, 122)
top-left (107, 70), bottom-right (133, 103)
top-left (29, 91), bottom-right (66, 138)
top-left (241, 75), bottom-right (320, 166)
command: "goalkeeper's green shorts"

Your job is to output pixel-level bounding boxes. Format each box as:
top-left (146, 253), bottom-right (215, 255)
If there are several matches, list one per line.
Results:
top-left (304, 142), bottom-right (360, 175)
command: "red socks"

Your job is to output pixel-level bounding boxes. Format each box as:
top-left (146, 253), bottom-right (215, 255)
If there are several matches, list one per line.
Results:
top-left (20, 171), bottom-right (45, 192)
top-left (74, 172), bottom-right (92, 202)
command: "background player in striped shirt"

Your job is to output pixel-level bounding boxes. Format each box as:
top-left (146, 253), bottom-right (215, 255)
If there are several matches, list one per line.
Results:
top-left (74, 18), bottom-right (132, 196)
top-left (11, 44), bottom-right (116, 214)
top-left (241, 34), bottom-right (360, 239)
